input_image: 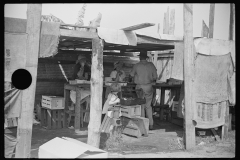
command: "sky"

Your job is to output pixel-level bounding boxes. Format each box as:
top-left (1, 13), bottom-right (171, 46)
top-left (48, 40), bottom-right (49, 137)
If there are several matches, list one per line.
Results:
top-left (4, 3), bottom-right (232, 40)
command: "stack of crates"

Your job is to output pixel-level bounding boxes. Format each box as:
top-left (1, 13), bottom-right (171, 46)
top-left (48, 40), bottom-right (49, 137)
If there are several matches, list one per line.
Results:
top-left (41, 96), bottom-right (65, 129)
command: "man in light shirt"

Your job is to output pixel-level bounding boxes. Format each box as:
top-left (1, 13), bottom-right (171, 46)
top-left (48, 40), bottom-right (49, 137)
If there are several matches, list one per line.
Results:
top-left (130, 50), bottom-right (158, 130)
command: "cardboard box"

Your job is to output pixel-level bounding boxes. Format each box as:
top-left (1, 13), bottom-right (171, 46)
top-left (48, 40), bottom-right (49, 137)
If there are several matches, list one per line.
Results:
top-left (41, 96), bottom-right (65, 110)
top-left (38, 137), bottom-right (108, 158)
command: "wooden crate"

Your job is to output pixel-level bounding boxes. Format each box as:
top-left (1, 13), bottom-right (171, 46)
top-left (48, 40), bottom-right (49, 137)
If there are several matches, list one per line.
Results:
top-left (5, 117), bottom-right (18, 128)
top-left (41, 96), bottom-right (65, 110)
top-left (120, 105), bottom-right (141, 118)
top-left (121, 116), bottom-right (149, 137)
top-left (40, 107), bottom-right (65, 129)
top-left (122, 127), bottom-right (142, 138)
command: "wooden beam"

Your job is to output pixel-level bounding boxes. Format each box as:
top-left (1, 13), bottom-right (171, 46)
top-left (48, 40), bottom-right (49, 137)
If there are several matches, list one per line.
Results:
top-left (87, 38), bottom-right (104, 148)
top-left (208, 3), bottom-right (215, 38)
top-left (169, 9), bottom-right (175, 35)
top-left (58, 50), bottom-right (137, 57)
top-left (201, 20), bottom-right (209, 38)
top-left (183, 3), bottom-right (195, 150)
top-left (60, 29), bottom-right (98, 40)
top-left (229, 3), bottom-right (235, 40)
top-left (15, 4), bottom-right (42, 158)
top-left (121, 23), bottom-right (155, 31)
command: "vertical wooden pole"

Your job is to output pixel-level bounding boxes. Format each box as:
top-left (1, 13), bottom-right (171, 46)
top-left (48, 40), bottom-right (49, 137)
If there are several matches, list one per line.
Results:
top-left (183, 3), bottom-right (195, 150)
top-left (63, 85), bottom-right (70, 128)
top-left (163, 13), bottom-right (166, 34)
top-left (169, 9), bottom-right (175, 35)
top-left (229, 3), bottom-right (235, 40)
top-left (15, 4), bottom-right (42, 158)
top-left (87, 38), bottom-right (104, 148)
top-left (201, 20), bottom-right (209, 38)
top-left (166, 6), bottom-right (170, 34)
top-left (209, 3), bottom-right (215, 38)
top-left (75, 88), bottom-right (82, 132)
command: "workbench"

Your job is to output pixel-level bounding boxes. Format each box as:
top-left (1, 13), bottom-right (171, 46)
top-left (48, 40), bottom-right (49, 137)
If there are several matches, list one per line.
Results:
top-left (152, 83), bottom-right (182, 121)
top-left (63, 82), bottom-right (137, 131)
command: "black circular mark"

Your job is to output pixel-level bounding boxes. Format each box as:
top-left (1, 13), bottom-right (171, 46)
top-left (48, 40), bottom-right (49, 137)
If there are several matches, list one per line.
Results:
top-left (12, 69), bottom-right (32, 90)
top-left (192, 120), bottom-right (197, 126)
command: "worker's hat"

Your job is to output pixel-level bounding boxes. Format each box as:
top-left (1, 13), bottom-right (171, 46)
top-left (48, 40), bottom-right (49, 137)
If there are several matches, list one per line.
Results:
top-left (114, 61), bottom-right (123, 69)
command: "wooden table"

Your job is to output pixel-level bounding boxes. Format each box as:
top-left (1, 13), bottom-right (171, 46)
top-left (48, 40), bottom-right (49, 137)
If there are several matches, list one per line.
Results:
top-left (64, 83), bottom-right (136, 131)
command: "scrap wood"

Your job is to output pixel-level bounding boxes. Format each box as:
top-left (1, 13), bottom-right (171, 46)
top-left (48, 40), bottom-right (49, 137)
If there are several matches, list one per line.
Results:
top-left (210, 128), bottom-right (221, 142)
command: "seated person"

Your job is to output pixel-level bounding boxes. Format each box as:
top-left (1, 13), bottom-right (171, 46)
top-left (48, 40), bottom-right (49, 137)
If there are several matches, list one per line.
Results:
top-left (72, 55), bottom-right (91, 80)
top-left (69, 55), bottom-right (91, 122)
top-left (110, 61), bottom-right (126, 82)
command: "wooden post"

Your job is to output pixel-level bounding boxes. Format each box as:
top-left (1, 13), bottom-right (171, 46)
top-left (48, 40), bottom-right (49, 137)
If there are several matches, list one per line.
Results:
top-left (15, 4), bottom-right (42, 158)
top-left (87, 38), bottom-right (104, 148)
top-left (209, 3), bottom-right (215, 38)
top-left (183, 3), bottom-right (195, 150)
top-left (229, 3), bottom-right (235, 40)
top-left (169, 9), bottom-right (175, 35)
top-left (75, 88), bottom-right (82, 132)
top-left (201, 20), bottom-right (209, 38)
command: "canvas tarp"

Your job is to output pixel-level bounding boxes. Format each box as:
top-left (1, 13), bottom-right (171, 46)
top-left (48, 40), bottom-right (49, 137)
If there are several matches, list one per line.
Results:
top-left (39, 21), bottom-right (61, 58)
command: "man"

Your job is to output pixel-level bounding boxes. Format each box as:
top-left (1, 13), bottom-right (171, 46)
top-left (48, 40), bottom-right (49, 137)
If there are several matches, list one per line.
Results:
top-left (130, 50), bottom-right (158, 130)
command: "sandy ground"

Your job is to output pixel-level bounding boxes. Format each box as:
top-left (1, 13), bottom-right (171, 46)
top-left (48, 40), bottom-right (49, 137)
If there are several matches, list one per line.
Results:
top-left (8, 118), bottom-right (235, 158)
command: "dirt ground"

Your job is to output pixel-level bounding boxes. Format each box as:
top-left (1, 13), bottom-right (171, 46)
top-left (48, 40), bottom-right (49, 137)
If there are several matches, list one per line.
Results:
top-left (8, 118), bottom-right (235, 158)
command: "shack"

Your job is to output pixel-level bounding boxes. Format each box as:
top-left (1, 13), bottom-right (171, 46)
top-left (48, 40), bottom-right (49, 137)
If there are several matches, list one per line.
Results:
top-left (4, 4), bottom-right (235, 158)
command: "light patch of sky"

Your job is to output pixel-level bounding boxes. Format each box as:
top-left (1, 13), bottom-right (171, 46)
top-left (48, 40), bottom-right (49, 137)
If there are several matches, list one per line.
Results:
top-left (4, 3), bottom-right (231, 40)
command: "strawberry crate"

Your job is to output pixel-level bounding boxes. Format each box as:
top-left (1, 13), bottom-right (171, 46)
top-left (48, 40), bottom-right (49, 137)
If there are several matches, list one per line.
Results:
top-left (42, 96), bottom-right (65, 110)
top-left (120, 105), bottom-right (141, 118)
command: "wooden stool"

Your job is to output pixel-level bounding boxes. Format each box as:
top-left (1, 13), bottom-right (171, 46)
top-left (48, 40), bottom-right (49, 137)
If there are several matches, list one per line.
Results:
top-left (40, 107), bottom-right (65, 129)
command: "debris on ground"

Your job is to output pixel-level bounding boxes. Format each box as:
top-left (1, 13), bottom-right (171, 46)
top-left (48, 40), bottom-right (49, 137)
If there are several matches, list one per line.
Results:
top-left (168, 137), bottom-right (184, 150)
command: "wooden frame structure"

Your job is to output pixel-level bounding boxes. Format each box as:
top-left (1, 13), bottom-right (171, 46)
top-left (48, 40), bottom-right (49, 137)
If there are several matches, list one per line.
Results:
top-left (4, 3), bottom-right (235, 158)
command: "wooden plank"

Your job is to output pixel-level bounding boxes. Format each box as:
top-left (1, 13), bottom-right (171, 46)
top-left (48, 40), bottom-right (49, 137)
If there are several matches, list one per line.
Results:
top-left (211, 128), bottom-right (220, 142)
top-left (228, 113), bottom-right (232, 131)
top-left (169, 9), bottom-right (175, 35)
top-left (60, 29), bottom-right (98, 40)
top-left (40, 108), bottom-right (44, 127)
top-left (75, 88), bottom-right (82, 131)
top-left (52, 110), bottom-right (56, 129)
top-left (121, 23), bottom-right (155, 31)
top-left (60, 24), bottom-right (97, 29)
top-left (47, 109), bottom-right (52, 129)
top-left (87, 38), bottom-right (104, 148)
top-left (222, 102), bottom-right (229, 140)
top-left (201, 20), bottom-right (209, 38)
top-left (208, 3), bottom-right (215, 38)
top-left (15, 4), bottom-right (42, 158)
top-left (137, 36), bottom-right (176, 45)
top-left (229, 3), bottom-right (235, 40)
top-left (183, 3), bottom-right (195, 150)
top-left (58, 110), bottom-right (62, 128)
